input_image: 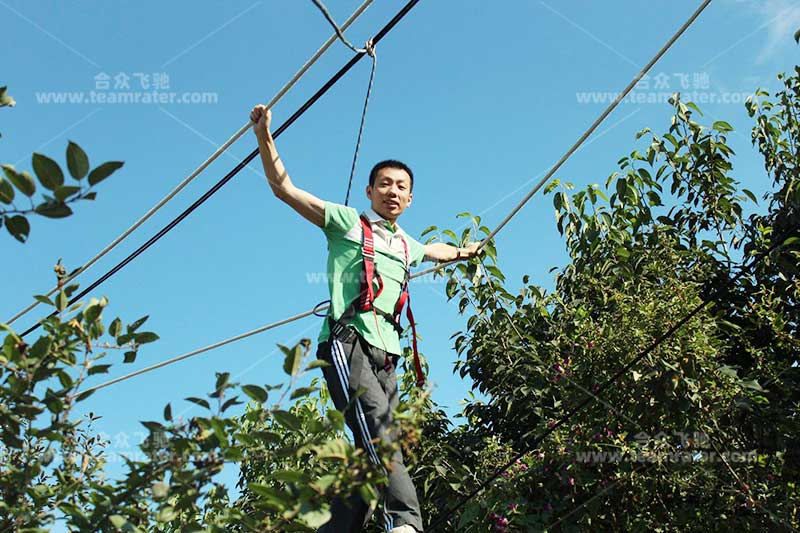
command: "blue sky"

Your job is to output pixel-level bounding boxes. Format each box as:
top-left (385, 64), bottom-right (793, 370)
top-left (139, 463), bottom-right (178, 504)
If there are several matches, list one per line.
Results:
top-left (2, 0), bottom-right (800, 503)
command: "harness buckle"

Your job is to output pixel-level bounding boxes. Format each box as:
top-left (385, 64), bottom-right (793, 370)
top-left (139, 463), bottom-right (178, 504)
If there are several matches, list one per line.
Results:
top-left (329, 318), bottom-right (357, 343)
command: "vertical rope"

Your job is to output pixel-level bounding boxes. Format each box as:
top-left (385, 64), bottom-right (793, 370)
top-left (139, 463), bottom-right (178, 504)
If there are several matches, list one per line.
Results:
top-left (345, 41), bottom-right (377, 206)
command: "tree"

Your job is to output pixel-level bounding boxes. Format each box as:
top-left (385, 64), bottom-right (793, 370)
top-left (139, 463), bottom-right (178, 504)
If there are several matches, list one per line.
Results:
top-left (0, 84), bottom-right (408, 532)
top-left (418, 68), bottom-right (800, 531)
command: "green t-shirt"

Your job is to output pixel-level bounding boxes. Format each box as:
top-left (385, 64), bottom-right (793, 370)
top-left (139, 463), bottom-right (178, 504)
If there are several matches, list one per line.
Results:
top-left (318, 201), bottom-right (426, 355)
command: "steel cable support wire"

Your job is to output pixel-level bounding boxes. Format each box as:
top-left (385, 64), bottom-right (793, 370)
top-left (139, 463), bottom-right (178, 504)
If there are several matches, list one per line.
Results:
top-left (80, 0), bottom-right (713, 398)
top-left (6, 0), bottom-right (375, 327)
top-left (17, 0), bottom-right (425, 338)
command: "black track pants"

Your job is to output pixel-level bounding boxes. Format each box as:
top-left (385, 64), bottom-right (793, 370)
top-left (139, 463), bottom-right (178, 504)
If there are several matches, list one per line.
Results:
top-left (315, 331), bottom-right (424, 533)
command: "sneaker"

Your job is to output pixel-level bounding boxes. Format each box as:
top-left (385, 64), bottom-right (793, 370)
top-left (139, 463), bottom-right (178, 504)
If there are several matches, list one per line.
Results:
top-left (390, 526), bottom-right (420, 533)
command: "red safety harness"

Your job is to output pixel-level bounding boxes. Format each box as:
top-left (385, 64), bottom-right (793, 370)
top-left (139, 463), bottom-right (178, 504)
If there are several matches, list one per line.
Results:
top-left (329, 214), bottom-right (424, 386)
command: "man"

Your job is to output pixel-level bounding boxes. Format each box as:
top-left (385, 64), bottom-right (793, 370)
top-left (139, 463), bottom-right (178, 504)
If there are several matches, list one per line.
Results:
top-left (250, 105), bottom-right (480, 533)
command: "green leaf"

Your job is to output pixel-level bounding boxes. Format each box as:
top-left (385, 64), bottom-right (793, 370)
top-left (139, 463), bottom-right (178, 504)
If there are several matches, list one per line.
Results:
top-left (54, 185), bottom-right (81, 202)
top-left (123, 351), bottom-right (136, 363)
top-left (156, 506), bottom-right (177, 522)
top-left (300, 507), bottom-right (332, 528)
top-left (712, 120), bottom-right (733, 133)
top-left (221, 396), bottom-right (242, 412)
top-left (134, 332), bottom-right (159, 344)
top-left (109, 318), bottom-right (122, 337)
top-left (5, 215), bottom-right (30, 243)
top-left (29, 336), bottom-right (53, 359)
top-left (280, 343), bottom-right (303, 376)
top-left (127, 315), bottom-right (149, 333)
top-left (83, 299), bottom-right (103, 323)
top-left (66, 141), bottom-right (89, 180)
top-left (55, 290), bottom-right (68, 312)
top-left (0, 176), bottom-right (14, 203)
top-left (305, 359), bottom-right (330, 371)
top-left (686, 102), bottom-right (703, 115)
top-left (2, 165), bottom-right (35, 196)
top-left (35, 202), bottom-right (73, 219)
top-left (242, 384), bottom-right (268, 403)
top-left (163, 403), bottom-right (172, 421)
top-left (209, 417), bottom-right (227, 441)
top-left (87, 161), bottom-right (123, 186)
top-left (544, 178), bottom-right (561, 195)
top-left (88, 364), bottom-right (111, 376)
top-left (742, 189), bottom-right (758, 204)
top-left (742, 379), bottom-right (763, 391)
top-left (108, 515), bottom-right (139, 531)
top-left (32, 153), bottom-right (64, 190)
top-left (34, 294), bottom-right (54, 306)
top-left (420, 225), bottom-right (437, 237)
top-left (274, 469), bottom-right (305, 483)
top-left (185, 396), bottom-right (210, 409)
top-left (247, 482), bottom-right (284, 500)
top-left (141, 420), bottom-right (165, 432)
top-left (271, 409), bottom-right (301, 431)
top-left (252, 431), bottom-right (281, 444)
top-left (794, 28), bottom-right (800, 44)
top-left (290, 386), bottom-right (318, 400)
top-left (313, 474), bottom-right (338, 492)
top-left (442, 229), bottom-right (458, 243)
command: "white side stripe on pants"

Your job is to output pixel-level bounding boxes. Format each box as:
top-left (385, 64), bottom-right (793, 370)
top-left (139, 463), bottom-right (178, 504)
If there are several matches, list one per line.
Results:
top-left (330, 338), bottom-right (394, 531)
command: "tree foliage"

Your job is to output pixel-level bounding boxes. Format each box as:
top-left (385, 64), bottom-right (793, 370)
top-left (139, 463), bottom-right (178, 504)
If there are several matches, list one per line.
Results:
top-left (412, 71), bottom-right (800, 531)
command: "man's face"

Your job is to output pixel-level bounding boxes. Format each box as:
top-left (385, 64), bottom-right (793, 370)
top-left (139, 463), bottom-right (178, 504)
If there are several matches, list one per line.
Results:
top-left (366, 166), bottom-right (413, 221)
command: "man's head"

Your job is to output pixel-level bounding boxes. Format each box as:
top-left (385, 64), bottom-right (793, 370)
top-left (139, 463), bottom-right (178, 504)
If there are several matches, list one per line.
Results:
top-left (366, 160), bottom-right (414, 223)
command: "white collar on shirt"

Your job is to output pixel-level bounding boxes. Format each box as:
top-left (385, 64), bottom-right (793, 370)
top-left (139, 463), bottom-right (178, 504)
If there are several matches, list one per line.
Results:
top-left (362, 206), bottom-right (402, 231)
top-left (360, 207), bottom-right (411, 261)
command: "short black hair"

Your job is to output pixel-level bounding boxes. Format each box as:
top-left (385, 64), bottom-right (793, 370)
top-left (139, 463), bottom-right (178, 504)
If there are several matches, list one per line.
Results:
top-left (368, 159), bottom-right (414, 190)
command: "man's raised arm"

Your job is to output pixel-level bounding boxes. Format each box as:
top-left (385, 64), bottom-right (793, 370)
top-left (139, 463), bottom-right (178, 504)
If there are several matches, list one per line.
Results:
top-left (251, 105), bottom-right (325, 228)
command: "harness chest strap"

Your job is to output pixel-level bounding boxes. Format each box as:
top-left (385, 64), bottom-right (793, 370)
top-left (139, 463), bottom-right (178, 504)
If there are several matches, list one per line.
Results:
top-left (332, 214), bottom-right (424, 386)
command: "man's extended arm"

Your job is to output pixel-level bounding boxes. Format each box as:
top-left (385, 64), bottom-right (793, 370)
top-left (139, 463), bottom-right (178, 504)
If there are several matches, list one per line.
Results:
top-left (251, 105), bottom-right (325, 228)
top-left (423, 241), bottom-right (482, 262)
